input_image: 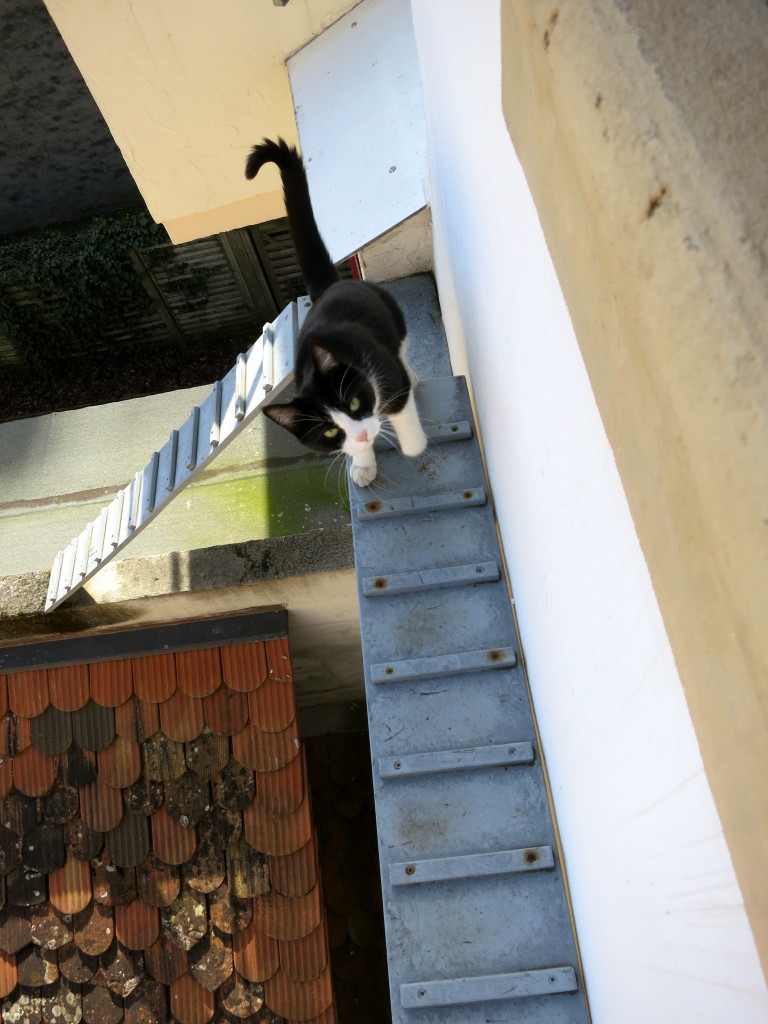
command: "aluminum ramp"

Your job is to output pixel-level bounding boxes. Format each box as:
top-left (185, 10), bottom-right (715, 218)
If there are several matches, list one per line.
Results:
top-left (349, 374), bottom-right (590, 1024)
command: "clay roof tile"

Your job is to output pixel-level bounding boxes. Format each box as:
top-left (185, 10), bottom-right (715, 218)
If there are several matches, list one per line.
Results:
top-left (231, 916), bottom-right (279, 983)
top-left (251, 883), bottom-right (323, 942)
top-left (142, 732), bottom-right (186, 782)
top-left (150, 804), bottom-right (197, 866)
top-left (187, 927), bottom-right (233, 991)
top-left (264, 961), bottom-right (333, 1022)
top-left (247, 674), bottom-right (296, 734)
top-left (170, 971), bottom-right (216, 1024)
top-left (1, 791), bottom-right (40, 835)
top-left (100, 940), bottom-right (142, 998)
top-left (124, 978), bottom-right (168, 1024)
top-left (79, 779), bottom-right (125, 833)
top-left (41, 779), bottom-right (80, 824)
top-left (89, 659), bottom-right (134, 708)
top-left (16, 941), bottom-right (59, 986)
top-left (185, 732), bottom-right (229, 781)
top-left (243, 790), bottom-right (312, 858)
top-left (159, 688), bottom-right (205, 744)
top-left (57, 940), bottom-right (98, 984)
top-left (269, 839), bottom-right (318, 899)
top-left (114, 697), bottom-right (160, 744)
top-left (164, 772), bottom-right (210, 829)
top-left (254, 754), bottom-right (304, 816)
top-left (225, 839), bottom-right (269, 901)
top-left (279, 921), bottom-right (329, 983)
top-left (0, 830), bottom-right (21, 876)
top-left (30, 703), bottom-right (72, 756)
top-left (81, 980), bottom-right (123, 1024)
top-left (72, 700), bottom-right (116, 752)
top-left (73, 901), bottom-right (115, 957)
top-left (114, 897), bottom-right (160, 951)
top-left (29, 901), bottom-right (72, 950)
top-left (220, 643), bottom-right (268, 694)
top-left (0, 946), bottom-right (17, 998)
top-left (63, 816), bottom-right (103, 862)
top-left (48, 665), bottom-right (90, 713)
top-left (105, 809), bottom-right (150, 869)
top-left (136, 854), bottom-right (180, 909)
top-left (48, 856), bottom-right (91, 915)
top-left (0, 636), bottom-right (338, 1024)
top-left (145, 932), bottom-right (188, 984)
top-left (207, 884), bottom-right (252, 936)
top-left (218, 972), bottom-right (264, 1018)
top-left (6, 670), bottom-right (48, 718)
top-left (98, 735), bottom-right (143, 790)
top-left (0, 904), bottom-right (33, 953)
top-left (203, 686), bottom-right (249, 737)
top-left (22, 821), bottom-right (66, 874)
top-left (176, 649), bottom-right (222, 699)
top-left (1, 711), bottom-right (31, 758)
top-left (0, 756), bottom-right (12, 798)
top-left (231, 722), bottom-right (300, 775)
top-left (132, 654), bottom-right (177, 704)
top-left (12, 744), bottom-right (56, 797)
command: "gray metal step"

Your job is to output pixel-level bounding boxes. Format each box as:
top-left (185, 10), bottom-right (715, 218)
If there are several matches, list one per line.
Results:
top-left (349, 375), bottom-right (589, 1024)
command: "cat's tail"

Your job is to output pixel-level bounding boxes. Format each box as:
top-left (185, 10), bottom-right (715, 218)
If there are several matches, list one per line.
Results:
top-left (245, 138), bottom-right (339, 301)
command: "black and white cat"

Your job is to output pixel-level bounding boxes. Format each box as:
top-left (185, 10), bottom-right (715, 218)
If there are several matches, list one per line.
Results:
top-left (244, 138), bottom-right (427, 487)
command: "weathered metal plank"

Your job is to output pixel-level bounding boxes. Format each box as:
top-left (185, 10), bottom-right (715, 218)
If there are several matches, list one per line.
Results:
top-left (355, 487), bottom-right (487, 521)
top-left (370, 646), bottom-right (517, 684)
top-left (378, 742), bottom-right (535, 778)
top-left (390, 846), bottom-right (555, 886)
top-left (400, 966), bottom-right (579, 1009)
top-left (362, 561), bottom-right (499, 597)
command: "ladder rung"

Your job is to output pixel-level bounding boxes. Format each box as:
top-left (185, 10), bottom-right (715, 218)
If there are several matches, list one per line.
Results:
top-left (390, 846), bottom-right (554, 886)
top-left (371, 646), bottom-right (517, 684)
top-left (355, 486), bottom-right (486, 521)
top-left (379, 741), bottom-right (534, 778)
top-left (373, 419), bottom-right (472, 450)
top-left (362, 561), bottom-right (499, 597)
top-left (400, 966), bottom-right (578, 1008)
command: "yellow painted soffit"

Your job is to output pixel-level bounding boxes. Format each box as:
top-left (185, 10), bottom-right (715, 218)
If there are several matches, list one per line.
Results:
top-left (43, 0), bottom-right (360, 233)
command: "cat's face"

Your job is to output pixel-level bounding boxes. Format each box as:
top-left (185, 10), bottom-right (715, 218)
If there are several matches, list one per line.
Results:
top-left (263, 359), bottom-right (381, 455)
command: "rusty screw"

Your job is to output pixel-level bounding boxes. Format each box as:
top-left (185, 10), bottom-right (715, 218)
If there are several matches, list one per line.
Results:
top-left (405, 865), bottom-right (416, 876)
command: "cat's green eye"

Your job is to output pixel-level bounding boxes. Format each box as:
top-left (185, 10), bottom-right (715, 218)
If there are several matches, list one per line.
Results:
top-left (323, 426), bottom-right (340, 438)
top-left (348, 396), bottom-right (361, 413)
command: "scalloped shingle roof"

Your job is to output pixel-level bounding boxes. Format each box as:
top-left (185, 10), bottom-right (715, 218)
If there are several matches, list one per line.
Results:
top-left (0, 639), bottom-right (336, 1024)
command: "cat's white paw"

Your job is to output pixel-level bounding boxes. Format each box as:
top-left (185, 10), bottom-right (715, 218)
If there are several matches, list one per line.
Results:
top-left (399, 427), bottom-right (428, 458)
top-left (350, 462), bottom-right (377, 487)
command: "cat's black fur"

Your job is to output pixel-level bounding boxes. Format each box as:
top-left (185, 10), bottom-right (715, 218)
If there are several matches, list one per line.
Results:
top-left (244, 139), bottom-right (425, 484)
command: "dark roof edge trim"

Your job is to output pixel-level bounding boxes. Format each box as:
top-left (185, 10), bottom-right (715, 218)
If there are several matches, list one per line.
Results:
top-left (0, 607), bottom-right (288, 673)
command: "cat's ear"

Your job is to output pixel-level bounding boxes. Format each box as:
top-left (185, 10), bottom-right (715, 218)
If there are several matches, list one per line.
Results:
top-left (311, 344), bottom-right (342, 376)
top-left (263, 403), bottom-right (303, 436)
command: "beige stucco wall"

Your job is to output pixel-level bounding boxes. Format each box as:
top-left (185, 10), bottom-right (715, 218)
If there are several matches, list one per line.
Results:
top-left (501, 0), bottom-right (768, 975)
top-left (43, 0), bottom-right (359, 242)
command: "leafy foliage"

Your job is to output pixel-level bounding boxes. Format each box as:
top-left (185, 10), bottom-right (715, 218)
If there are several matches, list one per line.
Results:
top-left (0, 211), bottom-right (210, 372)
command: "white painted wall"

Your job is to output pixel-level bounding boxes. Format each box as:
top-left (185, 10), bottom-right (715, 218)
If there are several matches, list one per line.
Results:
top-left (289, 0), bottom-right (427, 262)
top-left (409, 0), bottom-right (768, 1019)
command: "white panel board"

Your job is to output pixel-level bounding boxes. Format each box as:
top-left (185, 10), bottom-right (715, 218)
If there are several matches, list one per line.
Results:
top-left (288, 0), bottom-right (427, 262)
top-left (44, 302), bottom-right (300, 612)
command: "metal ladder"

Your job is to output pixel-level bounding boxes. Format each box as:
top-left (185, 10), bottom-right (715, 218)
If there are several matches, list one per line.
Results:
top-left (349, 375), bottom-right (590, 1023)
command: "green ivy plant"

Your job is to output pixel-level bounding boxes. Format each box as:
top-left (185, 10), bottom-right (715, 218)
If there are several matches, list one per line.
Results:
top-left (0, 211), bottom-right (210, 372)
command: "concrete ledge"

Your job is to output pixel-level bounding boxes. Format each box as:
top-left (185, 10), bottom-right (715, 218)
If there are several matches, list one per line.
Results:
top-left (501, 0), bottom-right (768, 973)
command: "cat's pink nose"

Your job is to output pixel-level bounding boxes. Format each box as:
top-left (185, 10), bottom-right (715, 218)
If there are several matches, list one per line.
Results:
top-left (357, 430), bottom-right (369, 443)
